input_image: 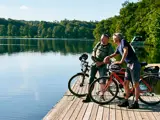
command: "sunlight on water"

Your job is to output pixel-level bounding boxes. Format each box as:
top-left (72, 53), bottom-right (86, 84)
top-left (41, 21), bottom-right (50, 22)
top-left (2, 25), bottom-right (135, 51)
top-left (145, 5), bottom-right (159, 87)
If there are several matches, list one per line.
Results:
top-left (0, 39), bottom-right (93, 120)
top-left (0, 39), bottom-right (159, 120)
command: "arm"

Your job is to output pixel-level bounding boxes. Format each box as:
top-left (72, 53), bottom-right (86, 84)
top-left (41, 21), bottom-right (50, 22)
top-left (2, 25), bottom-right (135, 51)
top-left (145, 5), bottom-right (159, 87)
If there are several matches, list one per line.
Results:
top-left (115, 47), bottom-right (128, 64)
top-left (108, 52), bottom-right (118, 58)
top-left (103, 52), bottom-right (118, 64)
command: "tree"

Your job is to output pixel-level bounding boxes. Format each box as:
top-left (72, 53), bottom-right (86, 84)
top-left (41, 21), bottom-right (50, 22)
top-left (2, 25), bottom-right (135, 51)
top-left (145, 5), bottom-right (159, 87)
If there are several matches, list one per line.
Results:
top-left (0, 25), bottom-right (7, 36)
top-left (47, 27), bottom-right (52, 38)
top-left (0, 18), bottom-right (96, 39)
top-left (28, 26), bottom-right (38, 38)
top-left (52, 25), bottom-right (65, 38)
top-left (41, 28), bottom-right (46, 38)
top-left (11, 25), bottom-right (17, 36)
top-left (23, 25), bottom-right (29, 37)
top-left (7, 24), bottom-right (12, 36)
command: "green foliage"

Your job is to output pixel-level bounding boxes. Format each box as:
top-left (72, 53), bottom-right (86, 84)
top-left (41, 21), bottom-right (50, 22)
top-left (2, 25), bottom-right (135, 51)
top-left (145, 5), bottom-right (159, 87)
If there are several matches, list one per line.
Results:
top-left (93, 0), bottom-right (160, 46)
top-left (52, 25), bottom-right (65, 38)
top-left (0, 18), bottom-right (97, 39)
top-left (0, 25), bottom-right (6, 36)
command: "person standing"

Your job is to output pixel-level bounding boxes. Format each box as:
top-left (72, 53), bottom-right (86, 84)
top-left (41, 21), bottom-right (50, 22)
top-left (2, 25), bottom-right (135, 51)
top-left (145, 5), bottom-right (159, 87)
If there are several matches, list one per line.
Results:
top-left (83, 34), bottom-right (114, 102)
top-left (104, 33), bottom-right (141, 109)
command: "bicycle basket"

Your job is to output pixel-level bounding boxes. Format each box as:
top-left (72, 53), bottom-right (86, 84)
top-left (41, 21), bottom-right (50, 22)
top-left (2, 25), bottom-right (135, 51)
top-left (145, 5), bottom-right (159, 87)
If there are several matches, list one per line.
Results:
top-left (109, 64), bottom-right (121, 72)
top-left (143, 76), bottom-right (159, 86)
top-left (144, 66), bottom-right (159, 76)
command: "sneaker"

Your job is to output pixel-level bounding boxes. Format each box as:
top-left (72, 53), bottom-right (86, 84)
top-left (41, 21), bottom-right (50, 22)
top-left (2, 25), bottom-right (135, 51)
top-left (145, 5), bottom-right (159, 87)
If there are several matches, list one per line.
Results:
top-left (128, 101), bottom-right (139, 109)
top-left (118, 99), bottom-right (129, 107)
top-left (82, 95), bottom-right (91, 103)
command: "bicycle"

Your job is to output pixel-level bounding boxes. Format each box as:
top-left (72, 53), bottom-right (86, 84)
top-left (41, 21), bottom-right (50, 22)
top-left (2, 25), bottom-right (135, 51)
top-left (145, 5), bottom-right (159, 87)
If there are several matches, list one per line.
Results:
top-left (68, 53), bottom-right (94, 97)
top-left (89, 62), bottom-right (160, 105)
top-left (68, 53), bottom-right (111, 97)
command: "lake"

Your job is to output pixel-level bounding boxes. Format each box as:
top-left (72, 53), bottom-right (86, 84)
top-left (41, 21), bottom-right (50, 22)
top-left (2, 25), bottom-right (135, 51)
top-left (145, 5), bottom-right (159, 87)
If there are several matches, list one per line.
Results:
top-left (0, 39), bottom-right (160, 120)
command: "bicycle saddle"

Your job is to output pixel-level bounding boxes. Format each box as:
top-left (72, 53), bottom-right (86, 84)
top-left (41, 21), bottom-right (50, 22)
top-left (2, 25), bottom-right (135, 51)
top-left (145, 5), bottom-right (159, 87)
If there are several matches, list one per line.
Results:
top-left (79, 53), bottom-right (88, 61)
top-left (109, 64), bottom-right (121, 72)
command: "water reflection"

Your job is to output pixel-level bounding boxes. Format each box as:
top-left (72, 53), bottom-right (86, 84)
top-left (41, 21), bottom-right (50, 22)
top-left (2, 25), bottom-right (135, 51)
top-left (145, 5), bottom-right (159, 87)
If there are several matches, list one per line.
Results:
top-left (0, 39), bottom-right (160, 120)
top-left (0, 39), bottom-right (94, 55)
top-left (1, 39), bottom-right (160, 63)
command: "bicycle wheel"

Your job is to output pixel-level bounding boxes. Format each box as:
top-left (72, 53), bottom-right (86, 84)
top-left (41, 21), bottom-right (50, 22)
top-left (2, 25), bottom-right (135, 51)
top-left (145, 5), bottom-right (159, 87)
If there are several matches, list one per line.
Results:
top-left (89, 76), bottom-right (118, 105)
top-left (139, 76), bottom-right (160, 105)
top-left (116, 83), bottom-right (125, 99)
top-left (116, 82), bottom-right (134, 100)
top-left (68, 73), bottom-right (89, 97)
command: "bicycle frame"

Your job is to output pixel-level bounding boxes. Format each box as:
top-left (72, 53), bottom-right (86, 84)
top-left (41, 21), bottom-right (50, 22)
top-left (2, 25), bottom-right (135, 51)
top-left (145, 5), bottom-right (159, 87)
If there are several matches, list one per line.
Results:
top-left (104, 70), bottom-right (153, 96)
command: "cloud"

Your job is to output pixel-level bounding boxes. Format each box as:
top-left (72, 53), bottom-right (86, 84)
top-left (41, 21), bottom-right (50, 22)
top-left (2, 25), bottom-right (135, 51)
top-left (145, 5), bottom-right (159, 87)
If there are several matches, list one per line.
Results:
top-left (20, 5), bottom-right (29, 10)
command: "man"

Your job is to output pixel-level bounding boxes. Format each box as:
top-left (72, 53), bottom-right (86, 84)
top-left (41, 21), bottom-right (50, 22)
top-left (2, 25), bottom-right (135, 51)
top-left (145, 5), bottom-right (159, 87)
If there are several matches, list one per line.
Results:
top-left (104, 33), bottom-right (141, 109)
top-left (83, 34), bottom-right (114, 102)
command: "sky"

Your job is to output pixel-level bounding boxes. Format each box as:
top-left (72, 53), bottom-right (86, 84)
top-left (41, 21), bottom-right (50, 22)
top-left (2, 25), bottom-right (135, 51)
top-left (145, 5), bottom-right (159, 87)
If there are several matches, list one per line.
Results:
top-left (0, 0), bottom-right (138, 22)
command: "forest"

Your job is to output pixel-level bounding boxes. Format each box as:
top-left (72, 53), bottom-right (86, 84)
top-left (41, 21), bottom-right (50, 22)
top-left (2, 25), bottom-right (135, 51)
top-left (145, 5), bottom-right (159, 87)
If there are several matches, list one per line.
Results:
top-left (0, 0), bottom-right (160, 46)
top-left (93, 0), bottom-right (160, 46)
top-left (0, 19), bottom-right (97, 39)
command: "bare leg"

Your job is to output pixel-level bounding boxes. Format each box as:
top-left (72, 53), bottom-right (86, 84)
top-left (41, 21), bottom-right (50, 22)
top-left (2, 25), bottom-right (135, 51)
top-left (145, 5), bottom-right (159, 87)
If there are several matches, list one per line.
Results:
top-left (134, 82), bottom-right (140, 101)
top-left (124, 80), bottom-right (130, 99)
top-left (100, 83), bottom-right (106, 95)
top-left (117, 80), bottom-right (130, 107)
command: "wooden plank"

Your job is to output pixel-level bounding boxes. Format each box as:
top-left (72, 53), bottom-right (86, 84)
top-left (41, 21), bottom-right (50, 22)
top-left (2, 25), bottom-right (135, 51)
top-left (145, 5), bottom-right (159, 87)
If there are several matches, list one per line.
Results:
top-left (126, 98), bottom-right (136, 120)
top-left (80, 76), bottom-right (89, 96)
top-left (146, 112), bottom-right (157, 120)
top-left (89, 103), bottom-right (99, 120)
top-left (151, 96), bottom-right (160, 120)
top-left (60, 97), bottom-right (81, 120)
top-left (139, 110), bottom-right (150, 120)
top-left (43, 96), bottom-right (69, 120)
top-left (65, 75), bottom-right (79, 96)
top-left (83, 102), bottom-right (94, 120)
top-left (102, 105), bottom-right (110, 120)
top-left (53, 97), bottom-right (77, 120)
top-left (127, 109), bottom-right (136, 120)
top-left (121, 107), bottom-right (129, 120)
top-left (65, 76), bottom-right (81, 96)
top-left (109, 103), bottom-right (116, 120)
top-left (96, 105), bottom-right (104, 120)
top-left (143, 96), bottom-right (160, 120)
top-left (115, 103), bottom-right (122, 120)
top-left (44, 73), bottom-right (160, 120)
top-left (133, 110), bottom-right (143, 120)
top-left (69, 99), bottom-right (84, 120)
top-left (77, 76), bottom-right (86, 95)
top-left (76, 102), bottom-right (89, 120)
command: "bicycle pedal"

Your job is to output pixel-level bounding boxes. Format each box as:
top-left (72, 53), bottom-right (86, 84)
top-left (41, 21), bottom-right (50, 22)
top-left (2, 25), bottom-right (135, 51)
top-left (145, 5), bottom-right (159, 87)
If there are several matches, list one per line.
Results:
top-left (100, 95), bottom-right (105, 101)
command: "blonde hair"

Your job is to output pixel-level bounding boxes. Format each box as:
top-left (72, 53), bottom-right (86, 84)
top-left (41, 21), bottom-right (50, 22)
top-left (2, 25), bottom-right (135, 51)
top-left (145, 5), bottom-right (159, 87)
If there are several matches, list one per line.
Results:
top-left (113, 33), bottom-right (123, 40)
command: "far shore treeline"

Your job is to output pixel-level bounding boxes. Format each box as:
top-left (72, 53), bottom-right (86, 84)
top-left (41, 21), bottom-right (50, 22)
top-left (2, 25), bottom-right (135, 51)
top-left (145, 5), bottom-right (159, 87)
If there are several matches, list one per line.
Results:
top-left (0, 0), bottom-right (160, 46)
top-left (0, 19), bottom-right (97, 39)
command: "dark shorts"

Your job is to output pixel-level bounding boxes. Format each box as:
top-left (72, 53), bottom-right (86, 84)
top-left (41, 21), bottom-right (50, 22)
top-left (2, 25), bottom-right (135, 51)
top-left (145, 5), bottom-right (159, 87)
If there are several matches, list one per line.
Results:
top-left (124, 61), bottom-right (141, 83)
top-left (89, 63), bottom-right (107, 84)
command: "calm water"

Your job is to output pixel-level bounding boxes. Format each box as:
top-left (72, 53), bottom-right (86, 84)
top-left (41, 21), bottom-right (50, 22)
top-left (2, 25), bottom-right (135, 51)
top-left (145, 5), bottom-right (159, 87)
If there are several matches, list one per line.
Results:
top-left (0, 39), bottom-right (160, 120)
top-left (0, 39), bottom-right (93, 120)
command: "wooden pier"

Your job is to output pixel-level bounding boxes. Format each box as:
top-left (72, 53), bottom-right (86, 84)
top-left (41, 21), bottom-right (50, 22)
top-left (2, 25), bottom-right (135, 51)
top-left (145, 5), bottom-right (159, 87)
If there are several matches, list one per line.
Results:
top-left (43, 64), bottom-right (160, 120)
